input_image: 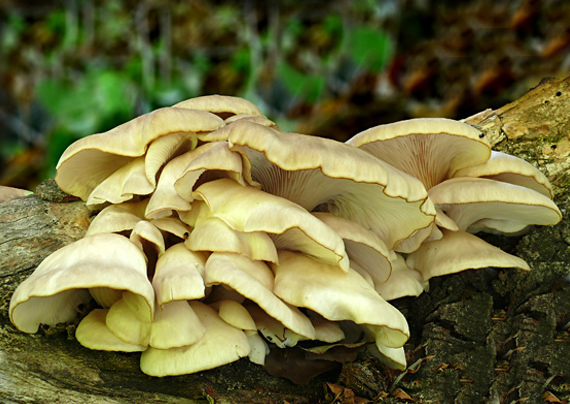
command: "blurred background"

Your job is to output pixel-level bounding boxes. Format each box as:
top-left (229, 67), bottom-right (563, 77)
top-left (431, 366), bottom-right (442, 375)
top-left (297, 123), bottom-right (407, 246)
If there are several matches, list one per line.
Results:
top-left (1, 0), bottom-right (569, 190)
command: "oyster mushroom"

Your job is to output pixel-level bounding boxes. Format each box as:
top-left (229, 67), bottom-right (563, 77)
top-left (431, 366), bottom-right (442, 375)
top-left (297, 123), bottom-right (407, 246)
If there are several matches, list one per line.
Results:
top-left (9, 233), bottom-right (153, 333)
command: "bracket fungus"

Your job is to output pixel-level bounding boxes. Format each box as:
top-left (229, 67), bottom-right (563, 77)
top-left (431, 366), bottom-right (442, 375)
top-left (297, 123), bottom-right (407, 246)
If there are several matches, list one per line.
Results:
top-left (9, 95), bottom-right (561, 382)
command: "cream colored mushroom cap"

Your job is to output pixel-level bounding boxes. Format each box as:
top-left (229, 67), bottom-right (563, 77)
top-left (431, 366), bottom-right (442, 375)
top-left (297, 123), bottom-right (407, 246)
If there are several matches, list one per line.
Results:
top-left (152, 243), bottom-right (206, 307)
top-left (406, 229), bottom-right (530, 280)
top-left (347, 118), bottom-right (491, 190)
top-left (174, 95), bottom-right (264, 117)
top-left (192, 178), bottom-right (349, 272)
top-left (205, 252), bottom-right (315, 339)
top-left (272, 250), bottom-right (410, 348)
top-left (452, 150), bottom-right (554, 198)
top-left (9, 233), bottom-right (153, 333)
top-left (428, 177), bottom-right (562, 233)
top-left (56, 107), bottom-right (224, 200)
top-left (139, 301), bottom-right (250, 377)
top-left (226, 120), bottom-right (435, 251)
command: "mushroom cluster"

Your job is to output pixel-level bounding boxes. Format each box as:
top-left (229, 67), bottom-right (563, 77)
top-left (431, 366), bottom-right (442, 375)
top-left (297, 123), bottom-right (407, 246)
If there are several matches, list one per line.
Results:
top-left (9, 96), bottom-right (561, 378)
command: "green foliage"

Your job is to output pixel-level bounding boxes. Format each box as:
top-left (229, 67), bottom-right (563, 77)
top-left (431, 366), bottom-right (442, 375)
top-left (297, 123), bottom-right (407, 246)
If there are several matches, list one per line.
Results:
top-left (346, 26), bottom-right (393, 72)
top-left (277, 62), bottom-right (325, 104)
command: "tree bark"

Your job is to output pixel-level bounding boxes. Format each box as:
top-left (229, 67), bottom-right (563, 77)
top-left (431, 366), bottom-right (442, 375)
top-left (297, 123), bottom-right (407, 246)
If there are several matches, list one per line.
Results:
top-left (1, 76), bottom-right (569, 403)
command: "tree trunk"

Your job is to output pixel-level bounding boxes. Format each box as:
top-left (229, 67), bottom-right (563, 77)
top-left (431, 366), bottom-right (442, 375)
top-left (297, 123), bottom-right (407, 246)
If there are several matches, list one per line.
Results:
top-left (1, 76), bottom-right (570, 403)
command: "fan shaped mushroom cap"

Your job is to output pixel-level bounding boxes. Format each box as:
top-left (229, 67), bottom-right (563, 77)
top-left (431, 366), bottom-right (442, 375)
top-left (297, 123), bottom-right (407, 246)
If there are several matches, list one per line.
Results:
top-left (192, 178), bottom-right (349, 271)
top-left (152, 243), bottom-right (206, 307)
top-left (187, 216), bottom-right (278, 263)
top-left (312, 212), bottom-right (394, 284)
top-left (85, 200), bottom-right (147, 236)
top-left (139, 301), bottom-right (250, 377)
top-left (452, 150), bottom-right (554, 198)
top-left (105, 291), bottom-right (154, 346)
top-left (146, 141), bottom-right (250, 219)
top-left (129, 220), bottom-right (166, 258)
top-left (56, 107), bottom-right (224, 200)
top-left (347, 118), bottom-right (491, 190)
top-left (210, 299), bottom-right (270, 365)
top-left (428, 177), bottom-right (562, 234)
top-left (76, 309), bottom-right (146, 352)
top-left (174, 95), bottom-right (264, 118)
top-left (406, 229), bottom-right (530, 280)
top-left (173, 141), bottom-right (254, 204)
top-left (9, 233), bottom-right (153, 333)
top-left (86, 156), bottom-right (154, 208)
top-left (148, 300), bottom-right (206, 349)
top-left (205, 252), bottom-right (315, 339)
top-left (272, 250), bottom-right (410, 348)
top-left (226, 121), bottom-right (435, 251)
top-left (374, 254), bottom-right (426, 301)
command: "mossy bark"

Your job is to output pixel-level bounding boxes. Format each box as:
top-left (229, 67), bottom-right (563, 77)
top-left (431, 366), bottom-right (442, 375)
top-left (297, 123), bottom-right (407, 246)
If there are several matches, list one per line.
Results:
top-left (1, 76), bottom-right (570, 403)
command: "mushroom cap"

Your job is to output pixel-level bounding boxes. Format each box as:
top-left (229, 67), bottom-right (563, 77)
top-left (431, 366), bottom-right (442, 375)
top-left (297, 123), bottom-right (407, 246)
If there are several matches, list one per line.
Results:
top-left (226, 121), bottom-right (435, 251)
top-left (9, 233), bottom-right (153, 333)
top-left (312, 212), bottom-right (394, 284)
top-left (76, 309), bottom-right (146, 352)
top-left (56, 107), bottom-right (224, 200)
top-left (186, 216), bottom-right (278, 263)
top-left (428, 177), bottom-right (562, 234)
top-left (204, 252), bottom-right (315, 339)
top-left (272, 250), bottom-right (410, 348)
top-left (192, 178), bottom-right (349, 271)
top-left (139, 301), bottom-right (250, 377)
top-left (152, 243), bottom-right (206, 307)
top-left (347, 118), bottom-right (491, 190)
top-left (86, 156), bottom-right (154, 208)
top-left (374, 254), bottom-right (426, 301)
top-left (174, 95), bottom-right (264, 118)
top-left (173, 141), bottom-right (254, 204)
top-left (149, 300), bottom-right (206, 349)
top-left (85, 200), bottom-right (147, 236)
top-left (105, 290), bottom-right (154, 346)
top-left (452, 150), bottom-right (554, 199)
top-left (146, 141), bottom-right (250, 219)
top-left (212, 299), bottom-right (257, 332)
top-left (406, 229), bottom-right (530, 280)
top-left (129, 220), bottom-right (166, 259)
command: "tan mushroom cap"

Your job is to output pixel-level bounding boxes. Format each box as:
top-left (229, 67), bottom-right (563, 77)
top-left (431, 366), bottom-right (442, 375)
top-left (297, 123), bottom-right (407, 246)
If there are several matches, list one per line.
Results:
top-left (173, 141), bottom-right (254, 204)
top-left (312, 212), bottom-right (394, 284)
top-left (56, 107), bottom-right (224, 200)
top-left (187, 216), bottom-right (278, 263)
top-left (148, 300), bottom-right (206, 349)
top-left (146, 141), bottom-right (250, 219)
top-left (152, 243), bottom-right (206, 307)
top-left (86, 156), bottom-right (154, 208)
top-left (226, 120), bottom-right (435, 251)
top-left (129, 220), bottom-right (166, 257)
top-left (192, 178), bottom-right (349, 271)
top-left (76, 309), bottom-right (146, 352)
top-left (347, 118), bottom-right (491, 190)
top-left (204, 252), bottom-right (315, 339)
top-left (105, 291), bottom-right (153, 346)
top-left (272, 250), bottom-right (410, 348)
top-left (9, 233), bottom-right (153, 333)
top-left (139, 301), bottom-right (250, 377)
top-left (406, 229), bottom-right (530, 280)
top-left (428, 177), bottom-right (562, 234)
top-left (86, 200), bottom-right (147, 236)
top-left (452, 150), bottom-right (554, 199)
top-left (144, 131), bottom-right (196, 187)
top-left (374, 254), bottom-right (426, 301)
top-left (174, 95), bottom-right (264, 118)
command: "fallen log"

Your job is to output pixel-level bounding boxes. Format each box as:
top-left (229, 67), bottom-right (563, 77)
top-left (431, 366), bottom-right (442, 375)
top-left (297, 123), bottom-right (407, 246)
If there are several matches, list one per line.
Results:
top-left (1, 75), bottom-right (569, 403)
